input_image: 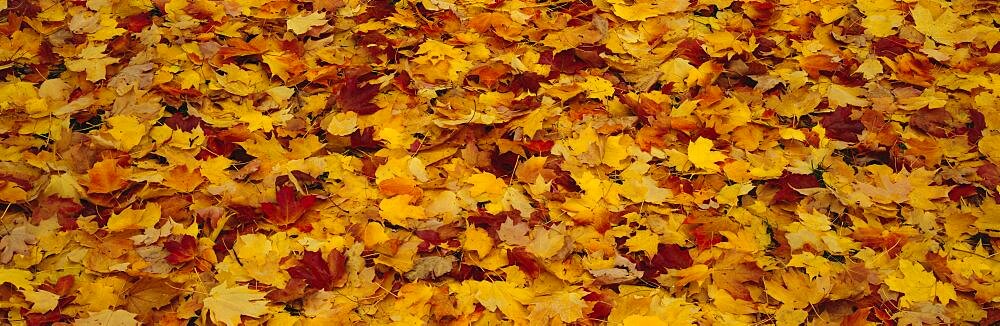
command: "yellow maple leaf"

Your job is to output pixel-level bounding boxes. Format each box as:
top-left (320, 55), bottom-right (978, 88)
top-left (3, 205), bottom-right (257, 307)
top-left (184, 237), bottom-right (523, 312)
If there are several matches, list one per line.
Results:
top-left (466, 172), bottom-right (506, 198)
top-left (526, 226), bottom-right (566, 259)
top-left (687, 137), bottom-right (726, 172)
top-left (379, 195), bottom-right (426, 226)
top-left (106, 203), bottom-right (161, 232)
top-left (528, 290), bottom-right (588, 323)
top-left (826, 84), bottom-right (869, 108)
top-left (362, 222), bottom-right (390, 248)
top-left (978, 134), bottom-right (1000, 165)
top-left (107, 115), bottom-right (148, 151)
top-left (910, 3), bottom-right (973, 45)
top-left (161, 165), bottom-right (204, 193)
top-left (463, 227), bottom-right (493, 258)
top-left (855, 58), bottom-right (884, 79)
top-left (625, 229), bottom-right (659, 256)
top-left (764, 271), bottom-right (831, 309)
top-left (65, 43), bottom-right (119, 82)
top-left (412, 40), bottom-right (472, 83)
top-left (580, 76), bottom-right (615, 99)
top-left (375, 238), bottom-right (422, 272)
top-left (204, 283), bottom-right (269, 326)
top-left (860, 11), bottom-right (904, 37)
top-left (75, 277), bottom-right (126, 311)
top-left (541, 26), bottom-right (603, 52)
top-left (775, 306), bottom-right (808, 326)
top-left (885, 259), bottom-right (947, 307)
top-left (24, 289), bottom-right (60, 313)
top-left (623, 315), bottom-right (668, 326)
top-left (453, 280), bottom-right (534, 322)
top-left (76, 310), bottom-right (139, 326)
top-left (392, 283), bottom-right (435, 319)
top-left (607, 0), bottom-right (687, 21)
top-left (0, 269), bottom-right (32, 291)
top-left (325, 111), bottom-right (359, 136)
top-left (231, 234), bottom-right (292, 287)
top-left (787, 252), bottom-right (833, 279)
top-left (287, 12), bottom-right (327, 34)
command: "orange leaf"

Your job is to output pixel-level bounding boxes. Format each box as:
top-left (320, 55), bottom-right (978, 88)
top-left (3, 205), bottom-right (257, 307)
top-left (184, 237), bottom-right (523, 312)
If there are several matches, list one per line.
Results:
top-left (86, 159), bottom-right (131, 194)
top-left (161, 165), bottom-right (204, 193)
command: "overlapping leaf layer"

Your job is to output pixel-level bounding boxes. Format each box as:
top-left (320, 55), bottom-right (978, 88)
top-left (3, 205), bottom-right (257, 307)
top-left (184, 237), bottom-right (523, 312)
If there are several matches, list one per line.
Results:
top-left (0, 0), bottom-right (998, 324)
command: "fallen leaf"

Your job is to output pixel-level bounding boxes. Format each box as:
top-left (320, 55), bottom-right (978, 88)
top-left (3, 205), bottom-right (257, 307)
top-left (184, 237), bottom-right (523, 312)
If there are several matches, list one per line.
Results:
top-left (203, 283), bottom-right (269, 326)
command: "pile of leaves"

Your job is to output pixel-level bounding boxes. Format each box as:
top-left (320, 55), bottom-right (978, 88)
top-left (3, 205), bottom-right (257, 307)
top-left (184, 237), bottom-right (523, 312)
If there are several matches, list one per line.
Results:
top-left (1, 0), bottom-right (999, 324)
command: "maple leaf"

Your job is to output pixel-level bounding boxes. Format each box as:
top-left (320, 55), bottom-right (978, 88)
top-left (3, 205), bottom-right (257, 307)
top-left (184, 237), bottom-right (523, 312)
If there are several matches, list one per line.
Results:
top-left (124, 278), bottom-right (178, 315)
top-left (650, 244), bottom-right (693, 270)
top-left (405, 256), bottom-right (456, 281)
top-left (85, 158), bottom-right (132, 194)
top-left (769, 172), bottom-right (821, 203)
top-left (260, 186), bottom-right (317, 227)
top-left (118, 13), bottom-right (153, 33)
top-left (800, 54), bottom-right (840, 78)
top-left (334, 71), bottom-right (381, 115)
top-left (453, 280), bottom-right (534, 322)
top-left (827, 84), bottom-right (870, 108)
top-left (497, 218), bottom-right (529, 246)
top-left (287, 250), bottom-right (346, 290)
top-left (106, 203), bottom-right (161, 231)
top-left (203, 283), bottom-right (269, 326)
top-left (462, 227), bottom-right (493, 258)
top-left (64, 43), bottom-right (119, 82)
top-left (76, 310), bottom-right (139, 326)
top-left (0, 268), bottom-right (35, 289)
top-left (22, 289), bottom-right (59, 314)
top-left (528, 290), bottom-right (588, 323)
top-left (4, 0), bottom-right (1000, 323)
top-left (163, 235), bottom-right (197, 265)
top-left (507, 247), bottom-right (542, 278)
top-left (687, 137), bottom-right (727, 172)
top-left (885, 259), bottom-right (955, 307)
top-left (105, 115), bottom-right (146, 151)
top-left (0, 225), bottom-right (37, 264)
top-left (287, 12), bottom-right (327, 35)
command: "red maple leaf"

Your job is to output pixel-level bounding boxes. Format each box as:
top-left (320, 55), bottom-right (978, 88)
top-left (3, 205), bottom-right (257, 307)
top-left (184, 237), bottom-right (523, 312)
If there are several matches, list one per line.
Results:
top-left (650, 244), bottom-right (693, 270)
top-left (691, 226), bottom-right (723, 250)
top-left (820, 107), bottom-right (865, 142)
top-left (523, 139), bottom-right (554, 153)
top-left (287, 250), bottom-right (346, 290)
top-left (675, 38), bottom-right (711, 65)
top-left (769, 172), bottom-right (821, 204)
top-left (261, 186), bottom-right (317, 227)
top-left (31, 197), bottom-right (83, 230)
top-left (118, 13), bottom-right (152, 33)
top-left (583, 291), bottom-right (612, 320)
top-left (336, 71), bottom-right (381, 115)
top-left (164, 235), bottom-right (198, 265)
top-left (635, 244), bottom-right (693, 281)
top-left (948, 184), bottom-right (978, 202)
top-left (506, 247), bottom-right (541, 278)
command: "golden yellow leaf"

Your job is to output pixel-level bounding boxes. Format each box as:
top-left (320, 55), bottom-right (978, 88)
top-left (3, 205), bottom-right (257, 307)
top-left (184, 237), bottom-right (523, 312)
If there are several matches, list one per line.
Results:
top-left (105, 115), bottom-right (146, 151)
top-left (65, 44), bottom-right (119, 82)
top-left (885, 259), bottom-right (942, 307)
top-left (76, 310), bottom-right (139, 326)
top-left (287, 12), bottom-right (327, 34)
top-left (106, 203), bottom-right (161, 232)
top-left (463, 227), bottom-right (493, 258)
top-left (204, 283), bottom-right (269, 326)
top-left (687, 137), bottom-right (726, 172)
